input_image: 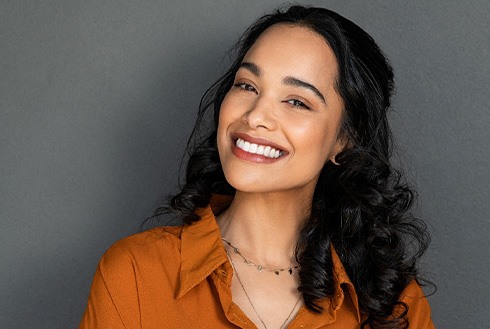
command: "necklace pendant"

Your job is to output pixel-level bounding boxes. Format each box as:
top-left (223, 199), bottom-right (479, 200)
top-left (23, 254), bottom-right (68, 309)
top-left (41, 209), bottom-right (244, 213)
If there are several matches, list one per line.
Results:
top-left (275, 270), bottom-right (280, 275)
top-left (257, 265), bottom-right (263, 272)
top-left (288, 268), bottom-right (293, 275)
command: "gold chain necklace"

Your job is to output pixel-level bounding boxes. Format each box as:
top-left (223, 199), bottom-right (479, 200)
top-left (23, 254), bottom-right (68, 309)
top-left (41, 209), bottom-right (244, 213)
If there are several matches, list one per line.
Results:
top-left (221, 238), bottom-right (300, 275)
top-left (225, 249), bottom-right (301, 329)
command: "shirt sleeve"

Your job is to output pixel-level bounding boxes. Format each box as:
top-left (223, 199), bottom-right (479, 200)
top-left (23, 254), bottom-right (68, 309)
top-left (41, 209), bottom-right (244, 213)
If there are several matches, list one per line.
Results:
top-left (399, 280), bottom-right (435, 329)
top-left (79, 242), bottom-right (141, 329)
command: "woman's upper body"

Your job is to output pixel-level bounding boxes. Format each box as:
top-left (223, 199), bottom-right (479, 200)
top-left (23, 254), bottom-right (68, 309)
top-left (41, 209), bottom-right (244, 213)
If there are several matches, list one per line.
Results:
top-left (79, 197), bottom-right (433, 329)
top-left (81, 5), bottom-right (434, 328)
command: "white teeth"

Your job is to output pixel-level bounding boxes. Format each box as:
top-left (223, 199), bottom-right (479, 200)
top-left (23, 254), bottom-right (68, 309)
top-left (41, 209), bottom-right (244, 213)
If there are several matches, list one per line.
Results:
top-left (264, 146), bottom-right (271, 157)
top-left (243, 141), bottom-right (251, 152)
top-left (235, 138), bottom-right (283, 159)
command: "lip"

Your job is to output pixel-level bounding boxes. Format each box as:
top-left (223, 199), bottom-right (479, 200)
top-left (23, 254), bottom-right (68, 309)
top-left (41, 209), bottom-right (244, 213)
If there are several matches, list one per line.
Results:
top-left (230, 132), bottom-right (289, 163)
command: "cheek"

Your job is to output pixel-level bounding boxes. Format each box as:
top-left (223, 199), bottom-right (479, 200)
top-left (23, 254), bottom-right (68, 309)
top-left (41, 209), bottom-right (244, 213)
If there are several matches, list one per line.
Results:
top-left (216, 117), bottom-right (227, 156)
top-left (217, 96), bottom-right (237, 153)
top-left (217, 95), bottom-right (231, 128)
top-left (218, 93), bottom-right (238, 127)
top-left (288, 120), bottom-right (327, 148)
top-left (294, 122), bottom-right (340, 163)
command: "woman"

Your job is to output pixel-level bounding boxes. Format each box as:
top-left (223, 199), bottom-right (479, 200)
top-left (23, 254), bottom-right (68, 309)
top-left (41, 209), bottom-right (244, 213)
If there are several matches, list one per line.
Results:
top-left (80, 5), bottom-right (433, 329)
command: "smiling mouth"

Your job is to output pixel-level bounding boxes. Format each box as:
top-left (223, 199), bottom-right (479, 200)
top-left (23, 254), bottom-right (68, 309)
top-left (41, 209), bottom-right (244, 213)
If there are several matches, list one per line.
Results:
top-left (235, 138), bottom-right (286, 159)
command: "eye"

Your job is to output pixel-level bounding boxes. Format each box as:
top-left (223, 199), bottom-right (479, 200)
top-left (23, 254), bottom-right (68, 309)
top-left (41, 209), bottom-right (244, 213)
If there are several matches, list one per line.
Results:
top-left (233, 82), bottom-right (258, 94)
top-left (284, 99), bottom-right (311, 110)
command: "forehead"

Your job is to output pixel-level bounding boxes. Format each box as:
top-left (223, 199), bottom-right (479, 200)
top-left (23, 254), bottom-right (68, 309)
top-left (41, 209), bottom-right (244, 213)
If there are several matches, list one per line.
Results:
top-left (242, 24), bottom-right (339, 84)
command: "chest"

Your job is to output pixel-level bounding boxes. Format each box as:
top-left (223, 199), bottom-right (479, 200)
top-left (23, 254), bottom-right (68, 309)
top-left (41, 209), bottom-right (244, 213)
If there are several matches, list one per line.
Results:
top-left (136, 271), bottom-right (361, 329)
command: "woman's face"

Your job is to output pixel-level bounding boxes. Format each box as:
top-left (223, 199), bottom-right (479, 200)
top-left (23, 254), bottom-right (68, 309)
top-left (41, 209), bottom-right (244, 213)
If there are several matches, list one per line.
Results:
top-left (217, 24), bottom-right (346, 197)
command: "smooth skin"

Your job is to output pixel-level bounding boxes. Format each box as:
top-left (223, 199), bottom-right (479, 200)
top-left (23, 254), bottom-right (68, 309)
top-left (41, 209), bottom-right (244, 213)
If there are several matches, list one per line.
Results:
top-left (216, 24), bottom-right (347, 328)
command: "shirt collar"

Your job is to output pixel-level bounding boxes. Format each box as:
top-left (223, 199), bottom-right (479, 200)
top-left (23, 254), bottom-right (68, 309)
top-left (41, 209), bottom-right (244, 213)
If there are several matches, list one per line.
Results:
top-left (330, 246), bottom-right (361, 323)
top-left (177, 195), bottom-right (230, 298)
top-left (176, 195), bottom-right (361, 322)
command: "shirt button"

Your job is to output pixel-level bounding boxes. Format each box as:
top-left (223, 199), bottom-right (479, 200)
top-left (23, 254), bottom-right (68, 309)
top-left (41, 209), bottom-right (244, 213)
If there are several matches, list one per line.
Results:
top-left (219, 270), bottom-right (227, 276)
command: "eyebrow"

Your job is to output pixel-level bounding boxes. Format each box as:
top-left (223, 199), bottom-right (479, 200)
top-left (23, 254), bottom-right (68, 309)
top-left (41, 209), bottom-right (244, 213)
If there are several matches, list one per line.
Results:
top-left (238, 61), bottom-right (327, 105)
top-left (239, 62), bottom-right (261, 76)
top-left (283, 76), bottom-right (326, 104)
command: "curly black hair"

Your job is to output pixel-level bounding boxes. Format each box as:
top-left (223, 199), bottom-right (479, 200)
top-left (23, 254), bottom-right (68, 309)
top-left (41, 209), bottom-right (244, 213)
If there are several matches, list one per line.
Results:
top-left (153, 5), bottom-right (431, 329)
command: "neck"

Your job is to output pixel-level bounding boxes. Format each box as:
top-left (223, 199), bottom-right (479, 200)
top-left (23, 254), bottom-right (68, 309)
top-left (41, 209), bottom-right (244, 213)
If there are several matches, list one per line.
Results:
top-left (217, 190), bottom-right (313, 266)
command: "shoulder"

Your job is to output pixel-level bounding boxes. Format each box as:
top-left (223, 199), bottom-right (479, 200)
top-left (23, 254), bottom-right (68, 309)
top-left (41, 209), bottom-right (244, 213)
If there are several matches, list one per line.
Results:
top-left (80, 227), bottom-right (185, 328)
top-left (98, 226), bottom-right (183, 277)
top-left (399, 280), bottom-right (435, 328)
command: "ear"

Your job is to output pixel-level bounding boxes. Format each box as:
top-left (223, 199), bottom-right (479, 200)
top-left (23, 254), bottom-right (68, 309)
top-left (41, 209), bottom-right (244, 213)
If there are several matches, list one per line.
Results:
top-left (329, 133), bottom-right (351, 165)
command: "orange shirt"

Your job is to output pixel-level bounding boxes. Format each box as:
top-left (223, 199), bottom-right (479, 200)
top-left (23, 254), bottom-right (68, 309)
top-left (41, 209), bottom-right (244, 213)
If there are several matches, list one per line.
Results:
top-left (80, 197), bottom-right (434, 328)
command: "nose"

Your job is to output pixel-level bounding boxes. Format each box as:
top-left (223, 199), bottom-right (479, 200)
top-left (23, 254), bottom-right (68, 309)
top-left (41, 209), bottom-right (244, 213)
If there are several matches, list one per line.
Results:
top-left (242, 95), bottom-right (277, 130)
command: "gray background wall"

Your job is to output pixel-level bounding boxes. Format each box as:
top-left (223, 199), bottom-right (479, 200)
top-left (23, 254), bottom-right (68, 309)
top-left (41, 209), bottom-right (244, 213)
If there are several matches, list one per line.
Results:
top-left (1, 1), bottom-right (488, 328)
